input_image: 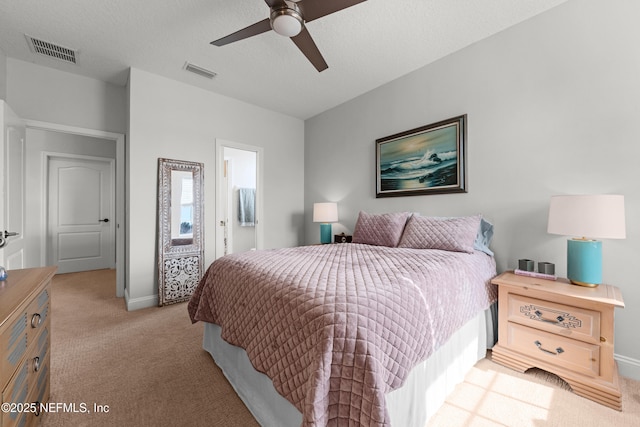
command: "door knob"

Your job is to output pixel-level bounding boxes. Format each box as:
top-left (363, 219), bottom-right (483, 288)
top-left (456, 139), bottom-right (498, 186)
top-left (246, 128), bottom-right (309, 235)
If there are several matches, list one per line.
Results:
top-left (0, 231), bottom-right (19, 248)
top-left (99, 218), bottom-right (110, 223)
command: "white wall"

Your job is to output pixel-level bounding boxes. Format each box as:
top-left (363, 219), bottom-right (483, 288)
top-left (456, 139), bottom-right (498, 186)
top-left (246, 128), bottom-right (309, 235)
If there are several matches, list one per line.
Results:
top-left (127, 68), bottom-right (304, 309)
top-left (305, 0), bottom-right (640, 378)
top-left (6, 59), bottom-right (126, 133)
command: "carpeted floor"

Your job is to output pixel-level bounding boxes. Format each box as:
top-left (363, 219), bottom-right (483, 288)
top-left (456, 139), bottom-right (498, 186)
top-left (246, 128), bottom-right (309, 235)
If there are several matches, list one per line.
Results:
top-left (42, 269), bottom-right (640, 427)
top-left (42, 269), bottom-right (257, 427)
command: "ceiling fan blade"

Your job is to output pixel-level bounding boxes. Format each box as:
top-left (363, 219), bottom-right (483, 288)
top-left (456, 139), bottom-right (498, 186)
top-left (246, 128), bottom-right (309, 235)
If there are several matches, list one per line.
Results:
top-left (291, 27), bottom-right (328, 72)
top-left (298, 0), bottom-right (367, 22)
top-left (211, 18), bottom-right (272, 46)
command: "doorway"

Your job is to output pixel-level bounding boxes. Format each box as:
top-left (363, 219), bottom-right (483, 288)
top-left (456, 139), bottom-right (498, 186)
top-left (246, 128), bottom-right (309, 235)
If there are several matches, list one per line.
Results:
top-left (26, 120), bottom-right (125, 297)
top-left (215, 139), bottom-right (264, 259)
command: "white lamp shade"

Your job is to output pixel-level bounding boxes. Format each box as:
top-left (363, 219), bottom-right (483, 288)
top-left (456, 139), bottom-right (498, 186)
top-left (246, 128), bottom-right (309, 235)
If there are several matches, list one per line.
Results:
top-left (547, 194), bottom-right (626, 239)
top-left (313, 202), bottom-right (338, 223)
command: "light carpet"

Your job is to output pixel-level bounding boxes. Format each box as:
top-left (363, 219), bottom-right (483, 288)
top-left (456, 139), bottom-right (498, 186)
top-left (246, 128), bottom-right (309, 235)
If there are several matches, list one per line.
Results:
top-left (42, 269), bottom-right (257, 427)
top-left (42, 269), bottom-right (639, 426)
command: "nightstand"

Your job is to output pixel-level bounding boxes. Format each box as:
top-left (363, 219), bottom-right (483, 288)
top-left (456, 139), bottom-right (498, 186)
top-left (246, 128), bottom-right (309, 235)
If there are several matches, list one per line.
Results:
top-left (491, 271), bottom-right (625, 410)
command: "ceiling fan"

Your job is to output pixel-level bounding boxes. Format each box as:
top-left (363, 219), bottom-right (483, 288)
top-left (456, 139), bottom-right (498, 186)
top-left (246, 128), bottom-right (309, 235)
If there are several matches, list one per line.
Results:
top-left (211, 0), bottom-right (367, 72)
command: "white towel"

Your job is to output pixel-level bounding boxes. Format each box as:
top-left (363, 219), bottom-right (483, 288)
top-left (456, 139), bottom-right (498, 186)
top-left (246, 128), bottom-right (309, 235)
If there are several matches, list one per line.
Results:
top-left (238, 188), bottom-right (255, 227)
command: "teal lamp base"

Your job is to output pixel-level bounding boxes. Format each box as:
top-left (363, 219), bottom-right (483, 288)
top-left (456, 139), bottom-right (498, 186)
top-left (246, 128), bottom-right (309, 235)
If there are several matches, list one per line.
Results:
top-left (567, 238), bottom-right (602, 287)
top-left (320, 223), bottom-right (332, 244)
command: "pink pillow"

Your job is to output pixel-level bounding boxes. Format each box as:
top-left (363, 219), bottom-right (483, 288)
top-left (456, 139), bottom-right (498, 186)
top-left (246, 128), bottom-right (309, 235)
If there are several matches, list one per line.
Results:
top-left (352, 211), bottom-right (411, 247)
top-left (398, 215), bottom-right (482, 253)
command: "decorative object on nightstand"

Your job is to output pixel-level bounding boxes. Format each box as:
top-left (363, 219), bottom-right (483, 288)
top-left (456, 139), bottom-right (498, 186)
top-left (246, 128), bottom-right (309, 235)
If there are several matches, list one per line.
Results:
top-left (491, 271), bottom-right (624, 410)
top-left (313, 202), bottom-right (338, 244)
top-left (547, 194), bottom-right (626, 287)
top-left (334, 233), bottom-right (352, 243)
top-left (515, 260), bottom-right (556, 280)
top-left (518, 259), bottom-right (534, 272)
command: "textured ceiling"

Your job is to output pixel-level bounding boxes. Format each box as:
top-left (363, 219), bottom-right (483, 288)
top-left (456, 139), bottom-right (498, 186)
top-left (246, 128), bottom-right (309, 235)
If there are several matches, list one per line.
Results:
top-left (0, 0), bottom-right (568, 119)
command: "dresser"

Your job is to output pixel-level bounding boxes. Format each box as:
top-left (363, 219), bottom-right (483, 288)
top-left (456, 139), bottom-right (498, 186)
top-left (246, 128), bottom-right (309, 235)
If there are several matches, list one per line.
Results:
top-left (0, 267), bottom-right (56, 427)
top-left (491, 271), bottom-right (624, 410)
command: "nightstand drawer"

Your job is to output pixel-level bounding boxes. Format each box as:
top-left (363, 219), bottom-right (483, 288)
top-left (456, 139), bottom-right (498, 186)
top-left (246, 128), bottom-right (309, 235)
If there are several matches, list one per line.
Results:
top-left (506, 322), bottom-right (600, 377)
top-left (508, 294), bottom-right (600, 344)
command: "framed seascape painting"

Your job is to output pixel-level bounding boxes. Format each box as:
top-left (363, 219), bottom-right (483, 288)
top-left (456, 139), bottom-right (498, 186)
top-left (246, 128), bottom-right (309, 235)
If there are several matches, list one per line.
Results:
top-left (376, 115), bottom-right (467, 198)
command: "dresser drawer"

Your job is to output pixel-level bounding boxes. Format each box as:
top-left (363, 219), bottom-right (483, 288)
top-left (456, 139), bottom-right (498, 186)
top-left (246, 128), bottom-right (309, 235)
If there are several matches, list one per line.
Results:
top-left (506, 322), bottom-right (600, 377)
top-left (27, 288), bottom-right (50, 344)
top-left (2, 324), bottom-right (49, 427)
top-left (0, 287), bottom-right (50, 389)
top-left (508, 294), bottom-right (600, 344)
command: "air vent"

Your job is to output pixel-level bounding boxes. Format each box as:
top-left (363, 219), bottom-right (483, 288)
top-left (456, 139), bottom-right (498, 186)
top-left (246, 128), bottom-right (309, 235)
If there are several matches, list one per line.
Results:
top-left (25, 35), bottom-right (77, 64)
top-left (184, 62), bottom-right (217, 79)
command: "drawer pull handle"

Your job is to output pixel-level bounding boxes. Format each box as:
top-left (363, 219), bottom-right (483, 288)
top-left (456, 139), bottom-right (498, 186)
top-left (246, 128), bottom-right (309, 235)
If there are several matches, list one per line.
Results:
top-left (33, 356), bottom-right (40, 372)
top-left (31, 313), bottom-right (42, 328)
top-left (534, 310), bottom-right (565, 324)
top-left (535, 340), bottom-right (564, 356)
top-left (33, 401), bottom-right (41, 416)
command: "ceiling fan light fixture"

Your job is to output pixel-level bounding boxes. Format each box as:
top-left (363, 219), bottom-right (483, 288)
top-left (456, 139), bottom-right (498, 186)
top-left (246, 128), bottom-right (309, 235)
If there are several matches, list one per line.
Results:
top-left (271, 7), bottom-right (303, 37)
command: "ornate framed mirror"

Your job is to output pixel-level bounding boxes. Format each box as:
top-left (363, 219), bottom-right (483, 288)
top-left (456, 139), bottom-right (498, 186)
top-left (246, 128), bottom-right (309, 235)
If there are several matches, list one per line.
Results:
top-left (157, 158), bottom-right (204, 306)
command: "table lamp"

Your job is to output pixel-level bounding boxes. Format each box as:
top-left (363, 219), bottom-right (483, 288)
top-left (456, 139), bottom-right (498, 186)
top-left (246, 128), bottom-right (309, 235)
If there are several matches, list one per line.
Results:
top-left (313, 202), bottom-right (338, 244)
top-left (547, 194), bottom-right (625, 287)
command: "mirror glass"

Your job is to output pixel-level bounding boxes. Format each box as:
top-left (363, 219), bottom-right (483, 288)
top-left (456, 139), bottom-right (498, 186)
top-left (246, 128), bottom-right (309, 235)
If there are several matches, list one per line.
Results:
top-left (170, 170), bottom-right (194, 245)
top-left (157, 158), bottom-right (204, 306)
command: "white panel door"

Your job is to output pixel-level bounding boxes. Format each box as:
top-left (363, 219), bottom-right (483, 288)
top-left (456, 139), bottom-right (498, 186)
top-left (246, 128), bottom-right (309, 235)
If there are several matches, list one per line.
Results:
top-left (4, 122), bottom-right (26, 269)
top-left (49, 157), bottom-right (114, 273)
top-left (0, 102), bottom-right (25, 270)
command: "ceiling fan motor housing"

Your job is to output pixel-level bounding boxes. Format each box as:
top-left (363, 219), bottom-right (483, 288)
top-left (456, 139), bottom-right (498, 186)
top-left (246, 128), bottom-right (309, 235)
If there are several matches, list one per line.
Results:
top-left (270, 3), bottom-right (304, 37)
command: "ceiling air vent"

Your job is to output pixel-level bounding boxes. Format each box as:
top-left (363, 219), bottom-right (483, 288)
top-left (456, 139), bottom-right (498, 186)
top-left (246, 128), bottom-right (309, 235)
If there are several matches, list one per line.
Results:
top-left (25, 35), bottom-right (78, 64)
top-left (184, 62), bottom-right (217, 79)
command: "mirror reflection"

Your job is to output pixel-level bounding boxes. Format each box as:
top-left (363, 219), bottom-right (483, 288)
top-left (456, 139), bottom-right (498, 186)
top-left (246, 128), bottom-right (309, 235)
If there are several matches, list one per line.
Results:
top-left (171, 170), bottom-right (194, 245)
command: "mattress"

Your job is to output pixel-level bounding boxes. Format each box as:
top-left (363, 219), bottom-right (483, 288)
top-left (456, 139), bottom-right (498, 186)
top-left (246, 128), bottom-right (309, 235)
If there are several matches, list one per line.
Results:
top-left (203, 304), bottom-right (496, 426)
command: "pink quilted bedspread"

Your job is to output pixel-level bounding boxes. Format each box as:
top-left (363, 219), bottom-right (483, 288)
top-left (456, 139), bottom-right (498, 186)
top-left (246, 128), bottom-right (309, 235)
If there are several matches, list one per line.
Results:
top-left (188, 243), bottom-right (497, 426)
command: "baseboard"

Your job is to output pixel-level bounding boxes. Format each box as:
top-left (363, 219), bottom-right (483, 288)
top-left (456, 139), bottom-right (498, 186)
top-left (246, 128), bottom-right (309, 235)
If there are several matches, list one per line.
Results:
top-left (615, 353), bottom-right (640, 381)
top-left (124, 290), bottom-right (158, 311)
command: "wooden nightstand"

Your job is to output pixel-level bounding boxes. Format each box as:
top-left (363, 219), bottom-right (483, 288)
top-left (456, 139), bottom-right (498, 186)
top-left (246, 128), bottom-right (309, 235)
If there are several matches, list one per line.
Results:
top-left (491, 271), bottom-right (624, 410)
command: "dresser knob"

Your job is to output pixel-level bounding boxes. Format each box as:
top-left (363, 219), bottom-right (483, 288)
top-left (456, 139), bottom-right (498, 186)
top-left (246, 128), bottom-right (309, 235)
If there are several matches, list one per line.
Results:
top-left (31, 313), bottom-right (42, 328)
top-left (33, 356), bottom-right (40, 372)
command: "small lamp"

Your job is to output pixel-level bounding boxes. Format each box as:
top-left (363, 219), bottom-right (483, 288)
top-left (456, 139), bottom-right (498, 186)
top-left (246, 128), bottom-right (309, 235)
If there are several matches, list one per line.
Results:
top-left (313, 202), bottom-right (338, 244)
top-left (547, 194), bottom-right (626, 287)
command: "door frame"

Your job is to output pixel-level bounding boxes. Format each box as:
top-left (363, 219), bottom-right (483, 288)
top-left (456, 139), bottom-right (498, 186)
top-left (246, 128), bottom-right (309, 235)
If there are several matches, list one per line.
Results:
top-left (222, 158), bottom-right (233, 256)
top-left (25, 120), bottom-right (125, 297)
top-left (45, 153), bottom-right (116, 272)
top-left (215, 139), bottom-right (264, 259)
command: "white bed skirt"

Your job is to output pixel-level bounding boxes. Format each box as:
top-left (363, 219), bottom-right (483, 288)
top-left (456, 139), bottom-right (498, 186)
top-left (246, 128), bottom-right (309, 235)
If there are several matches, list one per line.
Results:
top-left (203, 304), bottom-right (497, 426)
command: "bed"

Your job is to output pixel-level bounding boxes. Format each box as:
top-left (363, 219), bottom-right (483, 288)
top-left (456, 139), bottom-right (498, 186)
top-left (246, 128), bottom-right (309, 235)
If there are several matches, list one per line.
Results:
top-left (188, 212), bottom-right (498, 426)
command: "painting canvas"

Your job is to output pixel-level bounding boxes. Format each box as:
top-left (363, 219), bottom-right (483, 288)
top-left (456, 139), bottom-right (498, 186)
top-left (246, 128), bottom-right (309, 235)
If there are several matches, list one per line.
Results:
top-left (376, 115), bottom-right (466, 197)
